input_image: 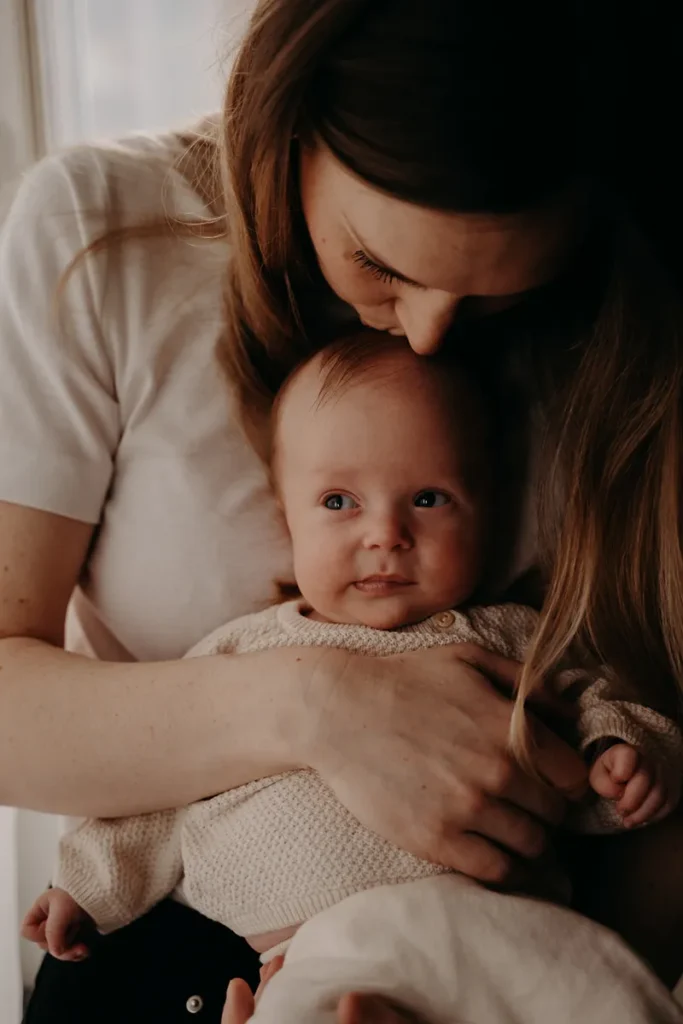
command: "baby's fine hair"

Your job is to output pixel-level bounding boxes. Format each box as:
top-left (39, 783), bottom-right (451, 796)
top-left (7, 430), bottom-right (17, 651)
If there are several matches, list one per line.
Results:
top-left (268, 328), bottom-right (492, 470)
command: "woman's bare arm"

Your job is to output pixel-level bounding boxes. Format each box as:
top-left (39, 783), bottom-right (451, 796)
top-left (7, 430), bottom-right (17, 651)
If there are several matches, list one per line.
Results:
top-left (0, 501), bottom-right (308, 815)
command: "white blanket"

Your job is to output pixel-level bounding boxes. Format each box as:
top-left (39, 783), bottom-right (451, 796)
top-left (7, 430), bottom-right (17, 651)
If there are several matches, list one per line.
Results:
top-left (251, 874), bottom-right (683, 1023)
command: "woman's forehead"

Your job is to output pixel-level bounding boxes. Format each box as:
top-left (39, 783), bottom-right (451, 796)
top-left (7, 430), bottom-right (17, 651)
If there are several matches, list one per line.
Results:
top-left (302, 144), bottom-right (589, 298)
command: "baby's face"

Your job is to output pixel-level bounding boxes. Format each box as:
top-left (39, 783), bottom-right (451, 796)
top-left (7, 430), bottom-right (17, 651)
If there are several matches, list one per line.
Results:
top-left (274, 349), bottom-right (488, 629)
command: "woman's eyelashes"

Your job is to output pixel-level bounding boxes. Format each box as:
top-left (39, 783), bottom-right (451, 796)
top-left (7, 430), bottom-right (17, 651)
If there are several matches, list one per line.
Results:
top-left (351, 249), bottom-right (398, 286)
top-left (350, 249), bottom-right (425, 290)
top-left (350, 250), bottom-right (525, 319)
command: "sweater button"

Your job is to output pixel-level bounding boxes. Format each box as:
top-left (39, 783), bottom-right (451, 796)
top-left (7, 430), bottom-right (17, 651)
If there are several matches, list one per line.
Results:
top-left (186, 995), bottom-right (204, 1014)
top-left (434, 610), bottom-right (455, 629)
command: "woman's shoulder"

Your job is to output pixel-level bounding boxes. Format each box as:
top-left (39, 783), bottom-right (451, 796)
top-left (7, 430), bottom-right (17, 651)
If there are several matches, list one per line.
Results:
top-left (0, 117), bottom-right (234, 526)
top-left (5, 117), bottom-right (220, 238)
top-left (0, 117), bottom-right (229, 381)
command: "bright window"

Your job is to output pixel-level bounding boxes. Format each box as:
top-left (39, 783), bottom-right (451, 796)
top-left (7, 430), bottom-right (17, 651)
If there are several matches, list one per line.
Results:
top-left (33, 0), bottom-right (251, 150)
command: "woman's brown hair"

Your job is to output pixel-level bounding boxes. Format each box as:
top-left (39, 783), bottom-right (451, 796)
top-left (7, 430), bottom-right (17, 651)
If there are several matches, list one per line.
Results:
top-left (68, 0), bottom-right (683, 764)
top-left (220, 0), bottom-right (585, 417)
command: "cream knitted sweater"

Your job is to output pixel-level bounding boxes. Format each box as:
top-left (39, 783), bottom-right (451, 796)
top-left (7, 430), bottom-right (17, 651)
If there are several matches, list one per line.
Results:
top-left (54, 600), bottom-right (683, 938)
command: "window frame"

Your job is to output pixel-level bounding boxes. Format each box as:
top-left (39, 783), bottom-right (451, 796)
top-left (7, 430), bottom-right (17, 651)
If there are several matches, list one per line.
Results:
top-left (0, 0), bottom-right (45, 195)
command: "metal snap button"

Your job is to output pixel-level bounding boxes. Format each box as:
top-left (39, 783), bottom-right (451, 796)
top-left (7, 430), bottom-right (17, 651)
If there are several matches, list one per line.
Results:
top-left (186, 995), bottom-right (204, 1014)
top-left (434, 610), bottom-right (455, 629)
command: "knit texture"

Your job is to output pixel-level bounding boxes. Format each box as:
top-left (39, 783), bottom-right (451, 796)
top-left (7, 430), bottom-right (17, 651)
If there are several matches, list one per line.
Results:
top-left (54, 600), bottom-right (683, 936)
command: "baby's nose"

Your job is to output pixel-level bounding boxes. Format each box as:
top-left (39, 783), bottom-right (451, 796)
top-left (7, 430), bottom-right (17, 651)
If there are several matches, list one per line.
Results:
top-left (364, 513), bottom-right (412, 551)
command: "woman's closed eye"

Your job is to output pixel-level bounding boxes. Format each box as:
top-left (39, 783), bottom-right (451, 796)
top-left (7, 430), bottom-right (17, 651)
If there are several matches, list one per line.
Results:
top-left (323, 493), bottom-right (359, 511)
top-left (352, 249), bottom-right (401, 287)
top-left (351, 249), bottom-right (426, 290)
top-left (413, 490), bottom-right (451, 508)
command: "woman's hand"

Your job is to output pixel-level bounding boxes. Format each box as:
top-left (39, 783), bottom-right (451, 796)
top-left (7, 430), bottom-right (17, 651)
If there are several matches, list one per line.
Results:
top-left (222, 959), bottom-right (284, 1024)
top-left (222, 960), bottom-right (421, 1023)
top-left (303, 643), bottom-right (588, 884)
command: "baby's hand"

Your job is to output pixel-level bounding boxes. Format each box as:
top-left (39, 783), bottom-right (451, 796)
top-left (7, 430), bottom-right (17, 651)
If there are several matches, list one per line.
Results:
top-left (589, 743), bottom-right (677, 827)
top-left (21, 888), bottom-right (95, 961)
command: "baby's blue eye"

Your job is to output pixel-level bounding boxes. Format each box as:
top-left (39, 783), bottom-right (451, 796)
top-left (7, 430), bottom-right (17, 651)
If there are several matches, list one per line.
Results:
top-left (414, 491), bottom-right (450, 508)
top-left (324, 494), bottom-right (357, 511)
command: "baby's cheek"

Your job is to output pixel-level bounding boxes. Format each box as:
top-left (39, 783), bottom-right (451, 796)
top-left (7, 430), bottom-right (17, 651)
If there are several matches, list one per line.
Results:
top-left (431, 533), bottom-right (482, 599)
top-left (292, 534), bottom-right (348, 605)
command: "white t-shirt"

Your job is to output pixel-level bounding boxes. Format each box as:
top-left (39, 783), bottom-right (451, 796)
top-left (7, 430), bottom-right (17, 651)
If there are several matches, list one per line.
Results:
top-left (0, 128), bottom-right (293, 662)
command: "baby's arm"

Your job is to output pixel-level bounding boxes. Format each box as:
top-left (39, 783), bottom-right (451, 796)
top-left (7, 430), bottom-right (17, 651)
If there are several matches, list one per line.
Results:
top-left (566, 673), bottom-right (683, 831)
top-left (23, 808), bottom-right (185, 955)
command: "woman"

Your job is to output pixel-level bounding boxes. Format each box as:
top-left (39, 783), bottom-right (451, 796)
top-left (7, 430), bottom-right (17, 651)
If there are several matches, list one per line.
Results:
top-left (3, 1), bottom-right (681, 1022)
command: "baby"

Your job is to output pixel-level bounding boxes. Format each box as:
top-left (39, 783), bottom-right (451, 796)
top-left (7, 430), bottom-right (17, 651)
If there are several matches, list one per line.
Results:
top-left (23, 333), bottom-right (683, 1023)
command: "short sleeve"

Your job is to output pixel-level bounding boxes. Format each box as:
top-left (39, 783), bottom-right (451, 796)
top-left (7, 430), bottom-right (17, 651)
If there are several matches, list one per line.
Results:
top-left (0, 149), bottom-right (120, 522)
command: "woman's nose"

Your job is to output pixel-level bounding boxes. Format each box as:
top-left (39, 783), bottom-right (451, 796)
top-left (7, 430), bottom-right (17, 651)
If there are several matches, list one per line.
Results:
top-left (395, 290), bottom-right (461, 355)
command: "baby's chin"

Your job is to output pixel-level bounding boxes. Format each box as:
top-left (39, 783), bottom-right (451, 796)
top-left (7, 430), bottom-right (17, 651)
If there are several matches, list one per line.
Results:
top-left (314, 594), bottom-right (451, 631)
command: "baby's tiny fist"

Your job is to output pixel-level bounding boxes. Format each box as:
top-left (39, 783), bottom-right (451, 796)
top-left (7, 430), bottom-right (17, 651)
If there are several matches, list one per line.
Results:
top-left (618, 760), bottom-right (673, 828)
top-left (22, 887), bottom-right (94, 962)
top-left (589, 742), bottom-right (640, 802)
top-left (589, 742), bottom-right (674, 828)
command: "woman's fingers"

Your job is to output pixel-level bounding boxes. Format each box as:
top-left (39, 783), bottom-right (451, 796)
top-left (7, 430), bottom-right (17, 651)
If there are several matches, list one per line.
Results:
top-left (433, 831), bottom-right (514, 885)
top-left (314, 642), bottom-right (587, 876)
top-left (462, 644), bottom-right (576, 721)
top-left (223, 979), bottom-right (254, 1024)
top-left (458, 645), bottom-right (588, 802)
top-left (255, 955), bottom-right (285, 1001)
top-left (527, 716), bottom-right (588, 800)
top-left (221, 956), bottom-right (285, 1024)
top-left (222, 981), bottom-right (423, 1024)
top-left (465, 797), bottom-right (547, 860)
top-left (466, 748), bottom-right (565, 827)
